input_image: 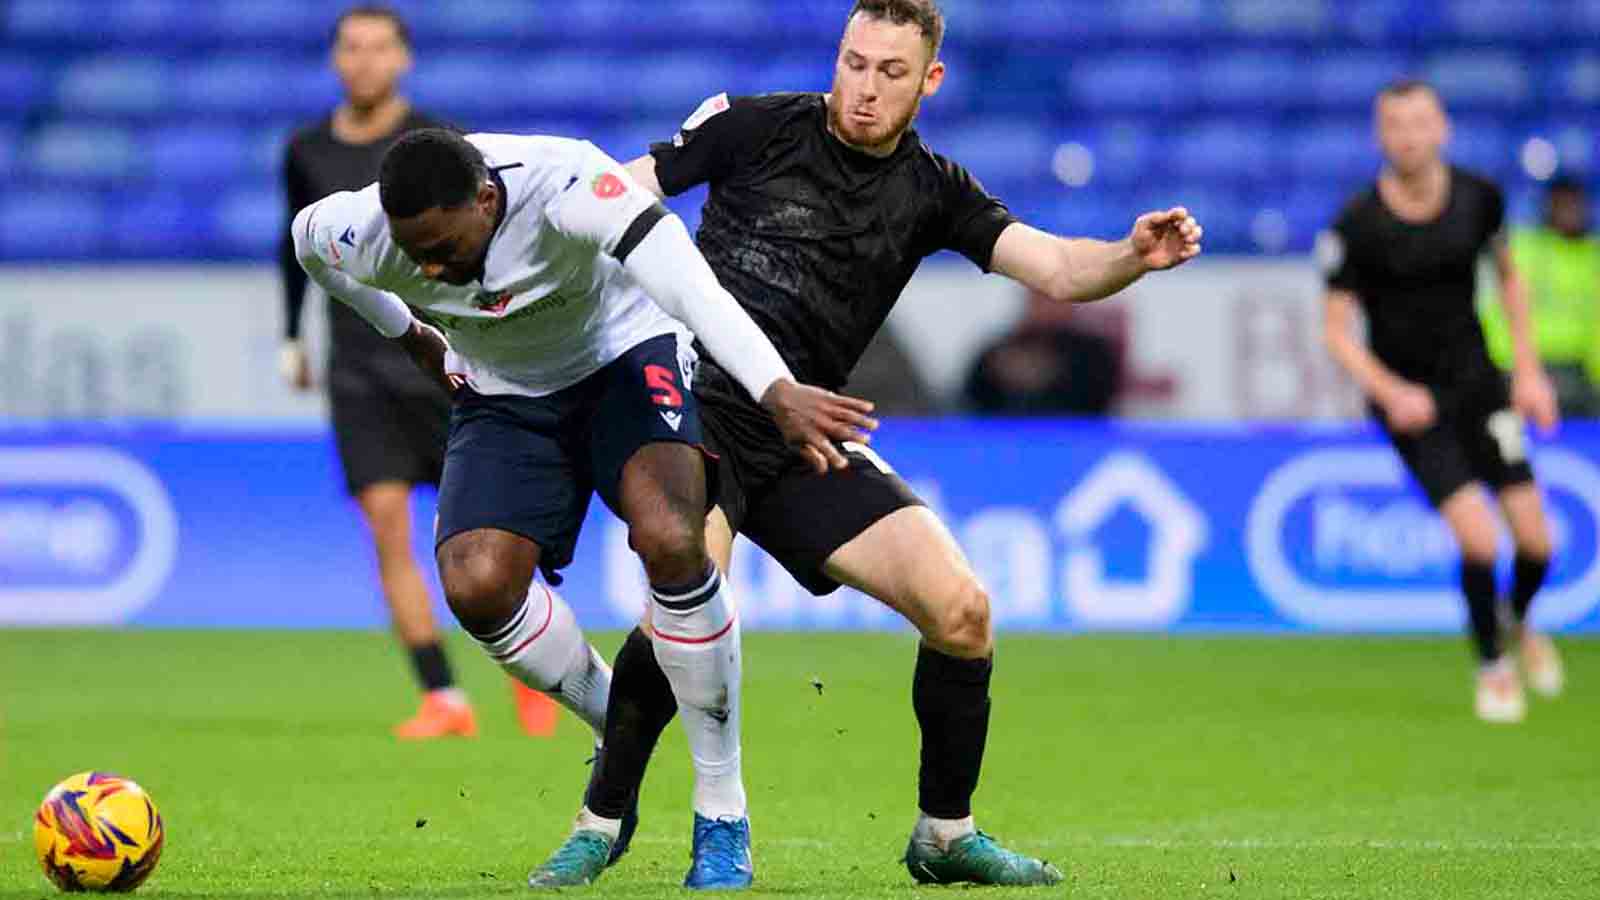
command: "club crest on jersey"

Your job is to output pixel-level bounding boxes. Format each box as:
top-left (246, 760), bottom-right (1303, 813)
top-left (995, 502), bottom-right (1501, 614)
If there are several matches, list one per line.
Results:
top-left (592, 173), bottom-right (627, 200)
top-left (474, 291), bottom-right (514, 315)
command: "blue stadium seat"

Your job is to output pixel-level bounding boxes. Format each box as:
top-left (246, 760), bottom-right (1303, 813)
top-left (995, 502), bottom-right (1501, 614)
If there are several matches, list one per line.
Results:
top-left (410, 0), bottom-right (552, 42)
top-left (0, 56), bottom-right (48, 119)
top-left (212, 184), bottom-right (282, 258)
top-left (1222, 0), bottom-right (1330, 39)
top-left (1424, 51), bottom-right (1533, 110)
top-left (23, 125), bottom-right (144, 181)
top-left (1307, 51), bottom-right (1412, 110)
top-left (628, 55), bottom-right (743, 115)
top-left (955, 1), bottom-right (1109, 45)
top-left (178, 56), bottom-right (338, 119)
top-left (1547, 53), bottom-right (1600, 111)
top-left (932, 120), bottom-right (1057, 187)
top-left (202, 1), bottom-right (331, 47)
top-left (109, 192), bottom-right (213, 259)
top-left (511, 54), bottom-right (632, 117)
top-left (1066, 54), bottom-right (1192, 114)
top-left (591, 120), bottom-right (685, 163)
top-left (1285, 119), bottom-right (1380, 181)
top-left (561, 0), bottom-right (772, 43)
top-left (1448, 118), bottom-right (1516, 178)
top-left (1170, 121), bottom-right (1281, 182)
top-left (145, 126), bottom-right (255, 183)
top-left (0, 127), bottom-right (17, 180)
top-left (1111, 0), bottom-right (1224, 42)
top-left (1051, 122), bottom-right (1159, 187)
top-left (1140, 186), bottom-right (1250, 253)
top-left (55, 56), bottom-right (172, 117)
top-left (251, 125), bottom-right (298, 182)
top-left (0, 189), bottom-right (106, 260)
top-left (1516, 120), bottom-right (1597, 177)
top-left (1197, 52), bottom-right (1307, 111)
top-left (410, 53), bottom-right (513, 120)
top-left (1281, 187), bottom-right (1349, 251)
top-left (752, 56), bottom-right (834, 96)
top-left (6, 0), bottom-right (108, 46)
top-left (1040, 193), bottom-right (1136, 241)
top-left (1439, 0), bottom-right (1558, 42)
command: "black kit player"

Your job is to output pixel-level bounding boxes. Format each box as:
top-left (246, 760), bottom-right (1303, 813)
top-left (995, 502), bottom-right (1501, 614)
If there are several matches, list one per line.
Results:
top-left (1322, 80), bottom-right (1566, 724)
top-left (279, 5), bottom-right (557, 739)
top-left (528, 0), bottom-right (1203, 888)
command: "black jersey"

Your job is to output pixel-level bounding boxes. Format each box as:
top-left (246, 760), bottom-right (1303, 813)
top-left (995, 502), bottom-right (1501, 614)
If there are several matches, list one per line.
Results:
top-left (649, 92), bottom-right (1018, 398)
top-left (1325, 167), bottom-right (1506, 387)
top-left (279, 108), bottom-right (447, 378)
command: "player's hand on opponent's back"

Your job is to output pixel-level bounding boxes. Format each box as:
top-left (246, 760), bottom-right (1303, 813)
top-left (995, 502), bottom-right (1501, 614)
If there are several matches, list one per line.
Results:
top-left (278, 341), bottom-right (313, 392)
top-left (1512, 364), bottom-right (1560, 434)
top-left (1130, 207), bottom-right (1203, 271)
top-left (396, 320), bottom-right (463, 396)
top-left (761, 379), bottom-right (879, 473)
top-left (1379, 379), bottom-right (1438, 435)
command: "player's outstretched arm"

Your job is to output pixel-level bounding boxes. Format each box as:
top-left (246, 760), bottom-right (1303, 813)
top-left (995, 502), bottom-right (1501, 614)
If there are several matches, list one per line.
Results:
top-left (989, 208), bottom-right (1202, 303)
top-left (1324, 289), bottom-right (1435, 434)
top-left (1492, 238), bottom-right (1559, 432)
top-left (624, 156), bottom-right (667, 201)
top-left (624, 213), bottom-right (878, 472)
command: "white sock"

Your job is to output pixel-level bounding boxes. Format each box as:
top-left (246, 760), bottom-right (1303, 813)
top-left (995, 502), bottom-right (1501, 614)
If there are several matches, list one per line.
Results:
top-left (575, 806), bottom-right (623, 840)
top-left (425, 687), bottom-right (469, 706)
top-left (650, 568), bottom-right (747, 820)
top-left (913, 814), bottom-right (976, 853)
top-left (470, 582), bottom-right (611, 737)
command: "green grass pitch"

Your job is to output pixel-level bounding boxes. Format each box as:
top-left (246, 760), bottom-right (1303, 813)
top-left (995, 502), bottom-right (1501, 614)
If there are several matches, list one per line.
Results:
top-left (2, 630), bottom-right (1597, 898)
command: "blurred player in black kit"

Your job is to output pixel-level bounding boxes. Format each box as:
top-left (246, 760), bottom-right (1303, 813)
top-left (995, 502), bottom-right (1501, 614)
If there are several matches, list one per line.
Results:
top-left (529, 0), bottom-right (1202, 889)
top-left (279, 5), bottom-right (556, 739)
top-left (1322, 80), bottom-right (1566, 724)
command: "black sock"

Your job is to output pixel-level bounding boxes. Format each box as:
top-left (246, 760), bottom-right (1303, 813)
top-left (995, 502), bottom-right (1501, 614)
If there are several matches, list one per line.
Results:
top-left (585, 627), bottom-right (678, 820)
top-left (912, 645), bottom-right (992, 820)
top-left (409, 641), bottom-right (455, 692)
top-left (1511, 554), bottom-right (1550, 623)
top-left (1460, 560), bottom-right (1501, 663)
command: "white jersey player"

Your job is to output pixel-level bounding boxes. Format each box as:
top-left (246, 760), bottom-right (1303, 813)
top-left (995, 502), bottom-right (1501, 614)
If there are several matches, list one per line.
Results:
top-left (291, 129), bottom-right (877, 889)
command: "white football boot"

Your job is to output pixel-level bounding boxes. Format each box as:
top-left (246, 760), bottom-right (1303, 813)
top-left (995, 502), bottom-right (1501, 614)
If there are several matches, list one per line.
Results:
top-left (1518, 631), bottom-right (1566, 698)
top-left (1475, 658), bottom-right (1526, 724)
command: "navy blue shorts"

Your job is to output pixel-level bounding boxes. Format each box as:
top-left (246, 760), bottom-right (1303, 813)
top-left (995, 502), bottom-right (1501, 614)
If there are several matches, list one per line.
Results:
top-left (434, 333), bottom-right (708, 581)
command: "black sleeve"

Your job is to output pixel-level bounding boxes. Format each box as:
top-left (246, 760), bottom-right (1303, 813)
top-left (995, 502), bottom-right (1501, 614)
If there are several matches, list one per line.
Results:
top-left (1323, 202), bottom-right (1367, 296)
top-left (930, 153), bottom-right (1019, 272)
top-left (648, 94), bottom-right (774, 197)
top-left (1482, 178), bottom-right (1507, 246)
top-left (279, 139), bottom-right (313, 340)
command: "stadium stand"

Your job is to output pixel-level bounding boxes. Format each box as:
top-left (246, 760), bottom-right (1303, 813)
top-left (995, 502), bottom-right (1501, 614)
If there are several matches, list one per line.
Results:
top-left (2, 0), bottom-right (1595, 260)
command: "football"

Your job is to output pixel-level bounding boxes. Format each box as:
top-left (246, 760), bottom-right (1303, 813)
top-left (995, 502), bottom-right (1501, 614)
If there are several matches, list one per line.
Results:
top-left (34, 772), bottom-right (165, 893)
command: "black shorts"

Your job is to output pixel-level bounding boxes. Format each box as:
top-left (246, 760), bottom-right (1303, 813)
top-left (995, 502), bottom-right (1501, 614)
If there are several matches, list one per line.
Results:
top-left (327, 365), bottom-right (451, 495)
top-left (697, 362), bottom-right (923, 596)
top-left (434, 333), bottom-right (708, 582)
top-left (1379, 376), bottom-right (1536, 507)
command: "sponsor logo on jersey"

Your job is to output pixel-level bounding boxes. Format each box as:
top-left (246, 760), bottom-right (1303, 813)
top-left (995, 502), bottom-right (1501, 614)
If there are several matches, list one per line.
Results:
top-left (682, 92), bottom-right (730, 131)
top-left (592, 173), bottom-right (628, 200)
top-left (338, 226), bottom-right (356, 247)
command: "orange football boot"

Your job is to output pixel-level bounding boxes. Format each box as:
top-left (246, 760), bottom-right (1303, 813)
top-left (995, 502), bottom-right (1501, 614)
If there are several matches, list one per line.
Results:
top-left (513, 679), bottom-right (560, 737)
top-left (393, 691), bottom-right (479, 739)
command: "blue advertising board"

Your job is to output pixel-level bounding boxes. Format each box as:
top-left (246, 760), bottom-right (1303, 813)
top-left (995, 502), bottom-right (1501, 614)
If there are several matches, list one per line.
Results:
top-left (4, 420), bottom-right (1599, 633)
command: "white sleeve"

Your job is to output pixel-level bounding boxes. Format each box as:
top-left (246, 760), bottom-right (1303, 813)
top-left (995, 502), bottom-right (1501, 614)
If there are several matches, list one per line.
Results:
top-left (290, 201), bottom-right (415, 339)
top-left (623, 214), bottom-right (793, 402)
top-left (543, 141), bottom-right (663, 252)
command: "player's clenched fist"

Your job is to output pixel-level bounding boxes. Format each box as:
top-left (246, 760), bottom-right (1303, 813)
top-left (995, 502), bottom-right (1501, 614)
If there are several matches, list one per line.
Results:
top-left (1130, 207), bottom-right (1203, 271)
top-left (761, 379), bottom-right (879, 473)
top-left (1380, 379), bottom-right (1438, 435)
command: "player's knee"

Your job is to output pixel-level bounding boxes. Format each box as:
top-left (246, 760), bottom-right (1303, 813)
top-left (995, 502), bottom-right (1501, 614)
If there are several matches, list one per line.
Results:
top-left (928, 578), bottom-right (993, 657)
top-left (438, 545), bottom-right (529, 635)
top-left (628, 513), bottom-right (707, 585)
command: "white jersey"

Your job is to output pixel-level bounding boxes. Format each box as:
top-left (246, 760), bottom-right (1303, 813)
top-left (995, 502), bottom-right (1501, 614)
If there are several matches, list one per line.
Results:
top-left (293, 133), bottom-right (685, 398)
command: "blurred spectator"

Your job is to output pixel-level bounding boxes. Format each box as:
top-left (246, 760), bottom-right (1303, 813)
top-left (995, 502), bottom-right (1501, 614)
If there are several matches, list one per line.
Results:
top-left (964, 291), bottom-right (1120, 415)
top-left (1482, 175), bottom-right (1600, 416)
top-left (846, 329), bottom-right (941, 416)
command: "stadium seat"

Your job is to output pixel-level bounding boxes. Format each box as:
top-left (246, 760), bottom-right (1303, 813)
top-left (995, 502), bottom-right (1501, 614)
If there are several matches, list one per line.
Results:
top-left (6, 0), bottom-right (108, 46)
top-left (1169, 121), bottom-right (1282, 182)
top-left (1052, 122), bottom-right (1159, 188)
top-left (0, 189), bottom-right (106, 260)
top-left (1066, 54), bottom-right (1192, 114)
top-left (508, 54), bottom-right (632, 118)
top-left (23, 124), bottom-right (144, 181)
top-left (410, 53), bottom-right (516, 120)
top-left (1138, 186), bottom-right (1250, 253)
top-left (628, 55), bottom-right (744, 115)
top-left (1547, 53), bottom-right (1600, 111)
top-left (1040, 193), bottom-right (1137, 241)
top-left (561, 0), bottom-right (772, 44)
top-left (196, 1), bottom-right (331, 47)
top-left (109, 192), bottom-right (213, 259)
top-left (178, 56), bottom-right (339, 120)
top-left (403, 0), bottom-right (552, 43)
top-left (0, 127), bottom-right (17, 179)
top-left (1285, 119), bottom-right (1380, 182)
top-left (1222, 0), bottom-right (1330, 39)
top-left (1281, 187), bottom-right (1349, 251)
top-left (1516, 120), bottom-right (1598, 177)
top-left (1306, 51), bottom-right (1413, 111)
top-left (211, 185), bottom-right (282, 258)
top-left (591, 120), bottom-right (686, 162)
top-left (751, 56), bottom-right (834, 97)
top-left (1197, 52), bottom-right (1308, 111)
top-left (1111, 0), bottom-right (1222, 42)
top-left (1424, 51), bottom-right (1533, 110)
top-left (145, 126), bottom-right (255, 184)
top-left (55, 56), bottom-right (172, 117)
top-left (0, 56), bottom-right (48, 119)
top-left (1447, 118), bottom-right (1516, 179)
top-left (932, 119), bottom-right (1057, 187)
top-left (1439, 0), bottom-right (1558, 42)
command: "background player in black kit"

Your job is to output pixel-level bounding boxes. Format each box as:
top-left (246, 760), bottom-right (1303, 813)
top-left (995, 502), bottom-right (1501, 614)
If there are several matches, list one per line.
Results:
top-left (279, 5), bottom-right (556, 740)
top-left (1322, 80), bottom-right (1566, 724)
top-left (530, 0), bottom-right (1202, 888)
